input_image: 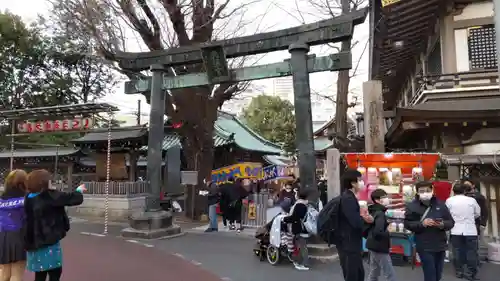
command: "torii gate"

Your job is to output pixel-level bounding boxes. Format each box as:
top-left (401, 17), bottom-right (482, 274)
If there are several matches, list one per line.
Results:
top-left (118, 8), bottom-right (368, 239)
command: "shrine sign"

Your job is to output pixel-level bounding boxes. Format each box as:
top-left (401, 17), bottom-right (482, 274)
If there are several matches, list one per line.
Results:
top-left (17, 117), bottom-right (93, 133)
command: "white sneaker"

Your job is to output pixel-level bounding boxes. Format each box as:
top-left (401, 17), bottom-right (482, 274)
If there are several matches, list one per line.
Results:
top-left (293, 263), bottom-right (309, 271)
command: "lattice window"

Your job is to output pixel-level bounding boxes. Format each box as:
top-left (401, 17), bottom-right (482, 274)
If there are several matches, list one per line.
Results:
top-left (468, 25), bottom-right (497, 70)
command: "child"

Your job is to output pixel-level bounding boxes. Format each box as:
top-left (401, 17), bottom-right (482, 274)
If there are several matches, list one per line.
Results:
top-left (366, 189), bottom-right (397, 281)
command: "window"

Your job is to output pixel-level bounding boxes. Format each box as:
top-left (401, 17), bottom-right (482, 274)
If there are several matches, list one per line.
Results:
top-left (468, 25), bottom-right (496, 70)
top-left (427, 40), bottom-right (442, 75)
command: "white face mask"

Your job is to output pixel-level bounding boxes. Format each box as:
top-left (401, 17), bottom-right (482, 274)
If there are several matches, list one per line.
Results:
top-left (380, 198), bottom-right (390, 206)
top-left (358, 180), bottom-right (365, 190)
top-left (419, 192), bottom-right (433, 201)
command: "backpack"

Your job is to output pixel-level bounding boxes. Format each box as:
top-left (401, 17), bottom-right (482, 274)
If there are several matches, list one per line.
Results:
top-left (316, 195), bottom-right (341, 245)
top-left (303, 205), bottom-right (319, 235)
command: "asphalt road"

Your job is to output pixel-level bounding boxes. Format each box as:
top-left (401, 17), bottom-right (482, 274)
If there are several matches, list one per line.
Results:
top-left (60, 220), bottom-right (500, 281)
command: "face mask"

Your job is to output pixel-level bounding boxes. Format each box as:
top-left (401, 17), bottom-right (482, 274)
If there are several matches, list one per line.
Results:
top-left (380, 198), bottom-right (390, 206)
top-left (419, 192), bottom-right (433, 201)
top-left (357, 180), bottom-right (365, 190)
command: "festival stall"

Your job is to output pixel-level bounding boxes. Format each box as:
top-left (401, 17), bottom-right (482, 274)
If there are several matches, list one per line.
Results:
top-left (211, 162), bottom-right (295, 226)
top-left (343, 153), bottom-right (442, 265)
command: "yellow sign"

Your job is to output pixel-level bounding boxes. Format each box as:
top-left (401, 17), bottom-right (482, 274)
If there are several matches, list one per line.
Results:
top-left (211, 162), bottom-right (263, 184)
top-left (248, 203), bottom-right (257, 220)
top-left (381, 0), bottom-right (400, 7)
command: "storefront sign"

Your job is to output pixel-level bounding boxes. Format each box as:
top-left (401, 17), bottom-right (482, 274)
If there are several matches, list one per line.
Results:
top-left (262, 165), bottom-right (287, 182)
top-left (17, 118), bottom-right (93, 133)
top-left (211, 162), bottom-right (262, 184)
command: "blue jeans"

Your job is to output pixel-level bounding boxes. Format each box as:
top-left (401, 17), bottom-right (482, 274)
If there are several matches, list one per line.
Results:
top-left (450, 235), bottom-right (478, 277)
top-left (208, 204), bottom-right (218, 230)
top-left (418, 251), bottom-right (445, 281)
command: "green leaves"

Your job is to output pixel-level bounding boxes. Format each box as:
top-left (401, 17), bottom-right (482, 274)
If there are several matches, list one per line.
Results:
top-left (0, 11), bottom-right (116, 146)
top-left (241, 95), bottom-right (296, 152)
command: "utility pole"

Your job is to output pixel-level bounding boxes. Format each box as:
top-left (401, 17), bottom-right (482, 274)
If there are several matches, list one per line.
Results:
top-left (136, 99), bottom-right (141, 125)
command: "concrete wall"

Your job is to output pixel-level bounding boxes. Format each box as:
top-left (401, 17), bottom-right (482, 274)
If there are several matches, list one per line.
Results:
top-left (67, 194), bottom-right (146, 221)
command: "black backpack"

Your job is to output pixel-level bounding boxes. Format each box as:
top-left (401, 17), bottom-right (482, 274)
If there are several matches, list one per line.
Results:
top-left (316, 195), bottom-right (341, 246)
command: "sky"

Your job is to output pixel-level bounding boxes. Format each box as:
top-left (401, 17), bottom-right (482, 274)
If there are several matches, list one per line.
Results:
top-left (1, 0), bottom-right (369, 124)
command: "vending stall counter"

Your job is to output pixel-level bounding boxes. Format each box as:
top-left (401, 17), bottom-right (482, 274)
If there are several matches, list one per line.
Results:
top-left (343, 153), bottom-right (441, 266)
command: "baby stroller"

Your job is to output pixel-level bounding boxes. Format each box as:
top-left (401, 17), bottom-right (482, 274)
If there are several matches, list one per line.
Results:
top-left (253, 214), bottom-right (292, 265)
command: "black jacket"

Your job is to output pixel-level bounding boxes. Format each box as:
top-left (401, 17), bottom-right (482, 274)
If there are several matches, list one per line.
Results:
top-left (206, 183), bottom-right (220, 206)
top-left (467, 191), bottom-right (488, 228)
top-left (365, 203), bottom-right (390, 253)
top-left (283, 201), bottom-right (308, 235)
top-left (404, 196), bottom-right (454, 252)
top-left (337, 190), bottom-right (364, 252)
top-left (24, 190), bottom-right (83, 251)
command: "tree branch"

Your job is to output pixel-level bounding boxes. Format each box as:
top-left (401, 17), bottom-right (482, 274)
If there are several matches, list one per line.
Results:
top-left (160, 0), bottom-right (190, 46)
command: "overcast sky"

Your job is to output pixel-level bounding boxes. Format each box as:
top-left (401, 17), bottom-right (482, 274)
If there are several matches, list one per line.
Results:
top-left (1, 0), bottom-right (369, 123)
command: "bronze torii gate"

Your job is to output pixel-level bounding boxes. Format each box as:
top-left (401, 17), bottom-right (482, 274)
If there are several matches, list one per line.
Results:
top-left (118, 9), bottom-right (367, 239)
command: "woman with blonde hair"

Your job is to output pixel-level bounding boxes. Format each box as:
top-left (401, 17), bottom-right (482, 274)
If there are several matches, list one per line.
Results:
top-left (24, 169), bottom-right (85, 281)
top-left (0, 169), bottom-right (28, 281)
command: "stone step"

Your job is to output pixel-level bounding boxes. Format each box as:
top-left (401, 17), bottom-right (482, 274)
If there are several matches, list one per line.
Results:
top-left (309, 253), bottom-right (339, 264)
top-left (307, 243), bottom-right (337, 256)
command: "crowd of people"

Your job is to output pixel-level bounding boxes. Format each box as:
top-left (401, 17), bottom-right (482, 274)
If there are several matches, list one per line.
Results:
top-left (0, 169), bottom-right (85, 281)
top-left (204, 170), bottom-right (490, 279)
top-left (328, 170), bottom-right (488, 281)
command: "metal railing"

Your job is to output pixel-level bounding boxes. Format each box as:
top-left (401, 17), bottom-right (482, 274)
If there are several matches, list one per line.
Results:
top-left (80, 181), bottom-right (148, 197)
top-left (241, 192), bottom-right (270, 228)
top-left (409, 69), bottom-right (499, 105)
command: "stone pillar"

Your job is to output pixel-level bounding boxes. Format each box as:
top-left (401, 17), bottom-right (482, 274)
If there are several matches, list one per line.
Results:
top-left (122, 64), bottom-right (180, 239)
top-left (145, 64), bottom-right (166, 212)
top-left (363, 80), bottom-right (385, 152)
top-left (440, 14), bottom-right (457, 73)
top-left (326, 148), bottom-right (341, 201)
top-left (288, 43), bottom-right (317, 195)
top-left (66, 164), bottom-right (73, 190)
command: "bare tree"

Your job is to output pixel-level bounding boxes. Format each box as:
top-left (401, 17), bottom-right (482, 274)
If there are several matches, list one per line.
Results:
top-left (44, 0), bottom-right (266, 185)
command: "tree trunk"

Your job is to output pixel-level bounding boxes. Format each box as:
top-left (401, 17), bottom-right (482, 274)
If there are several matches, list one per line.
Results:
top-left (335, 39), bottom-right (352, 139)
top-left (177, 92), bottom-right (218, 220)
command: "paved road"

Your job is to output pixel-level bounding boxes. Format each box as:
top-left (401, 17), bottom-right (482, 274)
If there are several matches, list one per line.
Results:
top-left (23, 231), bottom-right (223, 281)
top-left (64, 220), bottom-right (500, 281)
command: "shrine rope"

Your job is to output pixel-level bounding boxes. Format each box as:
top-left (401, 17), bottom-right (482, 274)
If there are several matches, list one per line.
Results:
top-left (103, 110), bottom-right (112, 234)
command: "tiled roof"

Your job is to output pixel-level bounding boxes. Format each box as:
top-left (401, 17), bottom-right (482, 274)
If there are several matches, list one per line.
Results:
top-left (141, 133), bottom-right (232, 151)
top-left (140, 111), bottom-right (283, 154)
top-left (313, 137), bottom-right (334, 152)
top-left (216, 111), bottom-right (282, 154)
top-left (0, 148), bottom-right (79, 158)
top-left (72, 127), bottom-right (147, 143)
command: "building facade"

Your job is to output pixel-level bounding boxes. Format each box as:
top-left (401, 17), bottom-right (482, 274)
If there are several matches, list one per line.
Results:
top-left (369, 0), bottom-right (500, 236)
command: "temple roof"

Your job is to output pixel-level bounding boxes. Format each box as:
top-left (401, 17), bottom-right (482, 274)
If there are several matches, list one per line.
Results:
top-left (149, 112), bottom-right (283, 154)
top-left (370, 0), bottom-right (450, 108)
top-left (72, 127), bottom-right (148, 143)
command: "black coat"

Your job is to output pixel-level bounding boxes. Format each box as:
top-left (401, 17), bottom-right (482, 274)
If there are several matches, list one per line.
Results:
top-left (337, 190), bottom-right (364, 253)
top-left (404, 196), bottom-right (454, 252)
top-left (283, 201), bottom-right (308, 235)
top-left (24, 190), bottom-right (83, 251)
top-left (365, 203), bottom-right (390, 253)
